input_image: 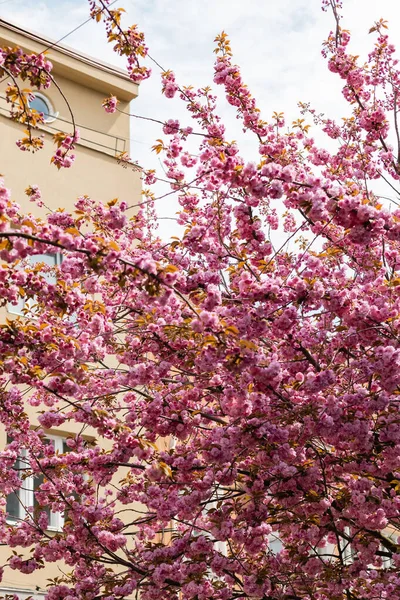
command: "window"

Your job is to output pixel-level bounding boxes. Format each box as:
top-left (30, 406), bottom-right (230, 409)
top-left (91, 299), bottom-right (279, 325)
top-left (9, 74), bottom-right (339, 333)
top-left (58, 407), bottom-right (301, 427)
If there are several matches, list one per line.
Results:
top-left (7, 253), bottom-right (62, 316)
top-left (268, 533), bottom-right (283, 555)
top-left (6, 446), bottom-right (31, 523)
top-left (168, 438), bottom-right (227, 556)
top-left (29, 92), bottom-right (57, 123)
top-left (6, 436), bottom-right (69, 531)
top-left (339, 531), bottom-right (355, 565)
top-left (312, 532), bottom-right (352, 565)
top-left (380, 542), bottom-right (394, 569)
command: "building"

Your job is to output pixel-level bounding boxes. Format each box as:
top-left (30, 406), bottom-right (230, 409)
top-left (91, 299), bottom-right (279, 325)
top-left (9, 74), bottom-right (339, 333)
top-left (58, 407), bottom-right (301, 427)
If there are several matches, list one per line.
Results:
top-left (0, 18), bottom-right (141, 598)
top-left (0, 18), bottom-right (141, 215)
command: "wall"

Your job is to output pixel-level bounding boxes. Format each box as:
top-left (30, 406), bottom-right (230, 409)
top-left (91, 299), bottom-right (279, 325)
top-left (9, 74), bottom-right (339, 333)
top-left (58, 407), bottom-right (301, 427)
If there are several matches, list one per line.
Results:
top-left (0, 114), bottom-right (141, 214)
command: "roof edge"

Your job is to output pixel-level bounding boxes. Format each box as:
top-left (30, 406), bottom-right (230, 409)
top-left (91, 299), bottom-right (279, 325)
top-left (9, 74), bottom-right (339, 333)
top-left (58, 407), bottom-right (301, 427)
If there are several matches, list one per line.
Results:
top-left (0, 18), bottom-right (139, 101)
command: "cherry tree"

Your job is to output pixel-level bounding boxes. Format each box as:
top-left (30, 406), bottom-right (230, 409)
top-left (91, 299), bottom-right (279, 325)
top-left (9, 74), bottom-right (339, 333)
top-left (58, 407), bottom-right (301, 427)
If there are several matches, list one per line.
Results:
top-left (1, 1), bottom-right (400, 599)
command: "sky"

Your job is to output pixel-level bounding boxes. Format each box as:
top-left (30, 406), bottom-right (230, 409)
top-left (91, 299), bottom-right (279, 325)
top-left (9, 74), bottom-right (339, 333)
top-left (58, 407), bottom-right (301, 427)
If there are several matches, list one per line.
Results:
top-left (2, 0), bottom-right (400, 238)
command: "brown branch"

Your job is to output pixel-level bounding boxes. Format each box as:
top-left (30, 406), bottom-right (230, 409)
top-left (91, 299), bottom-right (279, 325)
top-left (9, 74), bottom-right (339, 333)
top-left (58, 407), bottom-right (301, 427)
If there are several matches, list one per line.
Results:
top-left (298, 344), bottom-right (322, 372)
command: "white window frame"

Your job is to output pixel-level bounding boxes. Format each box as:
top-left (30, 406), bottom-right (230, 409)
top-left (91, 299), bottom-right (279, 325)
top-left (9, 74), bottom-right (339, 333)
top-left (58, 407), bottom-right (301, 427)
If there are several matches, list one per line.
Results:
top-left (36, 435), bottom-right (66, 531)
top-left (6, 435), bottom-right (67, 532)
top-left (7, 253), bottom-right (62, 317)
top-left (207, 499), bottom-right (227, 556)
top-left (312, 529), bottom-right (353, 565)
top-left (6, 447), bottom-right (32, 523)
top-left (168, 437), bottom-right (227, 556)
top-left (29, 92), bottom-right (58, 123)
top-left (380, 543), bottom-right (393, 569)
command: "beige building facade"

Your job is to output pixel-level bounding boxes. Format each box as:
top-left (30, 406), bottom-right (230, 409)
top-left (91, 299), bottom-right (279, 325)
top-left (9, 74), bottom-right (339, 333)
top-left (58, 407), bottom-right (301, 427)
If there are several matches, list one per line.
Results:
top-left (0, 19), bottom-right (142, 598)
top-left (0, 18), bottom-right (141, 215)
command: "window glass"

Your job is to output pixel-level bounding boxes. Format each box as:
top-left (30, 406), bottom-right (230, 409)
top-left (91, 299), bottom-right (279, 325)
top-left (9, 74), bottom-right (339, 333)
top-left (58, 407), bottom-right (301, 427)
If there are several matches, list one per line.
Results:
top-left (5, 441), bottom-right (30, 522)
top-left (268, 534), bottom-right (283, 554)
top-left (6, 454), bottom-right (23, 520)
top-left (7, 253), bottom-right (61, 316)
top-left (6, 435), bottom-right (67, 531)
top-left (29, 94), bottom-right (54, 122)
top-left (33, 438), bottom-right (51, 525)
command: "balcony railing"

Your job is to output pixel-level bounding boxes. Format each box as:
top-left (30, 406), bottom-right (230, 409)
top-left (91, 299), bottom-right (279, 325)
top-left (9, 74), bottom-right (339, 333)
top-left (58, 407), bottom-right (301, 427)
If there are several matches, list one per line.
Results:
top-left (0, 95), bottom-right (127, 158)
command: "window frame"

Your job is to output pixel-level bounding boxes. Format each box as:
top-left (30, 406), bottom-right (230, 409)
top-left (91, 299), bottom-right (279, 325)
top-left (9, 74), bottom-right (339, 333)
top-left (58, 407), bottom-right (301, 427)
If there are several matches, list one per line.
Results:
top-left (7, 252), bottom-right (63, 317)
top-left (6, 446), bottom-right (32, 524)
top-left (6, 435), bottom-right (67, 532)
top-left (29, 92), bottom-right (58, 124)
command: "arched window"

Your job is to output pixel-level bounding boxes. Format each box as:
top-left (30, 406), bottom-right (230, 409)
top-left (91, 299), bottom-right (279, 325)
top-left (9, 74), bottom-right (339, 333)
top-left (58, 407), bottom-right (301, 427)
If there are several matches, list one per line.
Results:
top-left (29, 92), bottom-right (57, 123)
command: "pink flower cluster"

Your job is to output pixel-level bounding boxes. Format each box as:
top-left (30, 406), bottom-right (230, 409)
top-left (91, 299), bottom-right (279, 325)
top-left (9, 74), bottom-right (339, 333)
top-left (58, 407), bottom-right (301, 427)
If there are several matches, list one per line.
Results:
top-left (1, 2), bottom-right (400, 599)
top-left (102, 95), bottom-right (119, 114)
top-left (162, 71), bottom-right (179, 99)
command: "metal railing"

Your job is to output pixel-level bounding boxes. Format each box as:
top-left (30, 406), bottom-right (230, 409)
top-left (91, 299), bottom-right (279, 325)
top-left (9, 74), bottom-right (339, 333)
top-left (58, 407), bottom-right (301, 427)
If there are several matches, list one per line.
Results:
top-left (0, 97), bottom-right (127, 157)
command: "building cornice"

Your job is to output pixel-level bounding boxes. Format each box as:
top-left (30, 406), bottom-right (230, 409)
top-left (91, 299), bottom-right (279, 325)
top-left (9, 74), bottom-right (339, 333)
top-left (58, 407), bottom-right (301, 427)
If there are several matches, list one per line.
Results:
top-left (0, 18), bottom-right (139, 102)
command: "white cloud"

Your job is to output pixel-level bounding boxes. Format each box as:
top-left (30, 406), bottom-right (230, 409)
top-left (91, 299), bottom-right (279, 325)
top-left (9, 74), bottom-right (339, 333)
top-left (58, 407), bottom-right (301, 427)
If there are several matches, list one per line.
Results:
top-left (2, 0), bottom-right (400, 237)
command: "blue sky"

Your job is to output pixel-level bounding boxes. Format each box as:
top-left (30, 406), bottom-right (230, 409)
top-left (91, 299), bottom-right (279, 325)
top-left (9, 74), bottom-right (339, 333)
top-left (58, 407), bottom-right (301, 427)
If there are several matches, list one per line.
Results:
top-left (2, 0), bottom-right (400, 237)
